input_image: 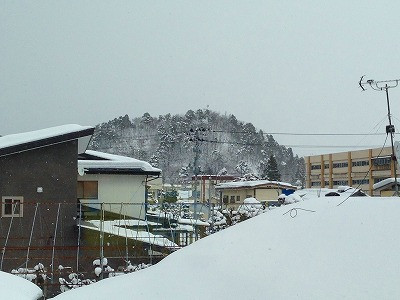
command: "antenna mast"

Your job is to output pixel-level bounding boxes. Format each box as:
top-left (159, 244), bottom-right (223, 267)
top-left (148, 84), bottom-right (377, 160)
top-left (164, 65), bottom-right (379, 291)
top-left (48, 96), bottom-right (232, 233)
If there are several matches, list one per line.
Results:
top-left (359, 76), bottom-right (399, 196)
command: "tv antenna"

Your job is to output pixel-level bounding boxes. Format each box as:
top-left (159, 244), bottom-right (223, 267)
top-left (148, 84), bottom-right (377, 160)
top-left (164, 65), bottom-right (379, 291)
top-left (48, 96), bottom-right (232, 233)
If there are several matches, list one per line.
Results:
top-left (359, 76), bottom-right (399, 196)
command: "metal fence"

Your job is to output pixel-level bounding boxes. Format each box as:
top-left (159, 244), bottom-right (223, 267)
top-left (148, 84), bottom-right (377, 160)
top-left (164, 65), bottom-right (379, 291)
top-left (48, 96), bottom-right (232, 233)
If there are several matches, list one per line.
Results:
top-left (0, 200), bottom-right (273, 298)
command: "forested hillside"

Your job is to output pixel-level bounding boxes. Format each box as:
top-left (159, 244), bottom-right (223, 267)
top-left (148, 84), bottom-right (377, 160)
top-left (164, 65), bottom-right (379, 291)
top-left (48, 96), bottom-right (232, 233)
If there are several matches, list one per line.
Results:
top-left (88, 109), bottom-right (305, 185)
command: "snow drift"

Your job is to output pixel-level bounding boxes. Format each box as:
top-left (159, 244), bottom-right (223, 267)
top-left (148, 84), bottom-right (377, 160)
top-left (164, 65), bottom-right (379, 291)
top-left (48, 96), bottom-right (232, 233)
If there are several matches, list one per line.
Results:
top-left (52, 196), bottom-right (400, 299)
top-left (0, 271), bottom-right (43, 300)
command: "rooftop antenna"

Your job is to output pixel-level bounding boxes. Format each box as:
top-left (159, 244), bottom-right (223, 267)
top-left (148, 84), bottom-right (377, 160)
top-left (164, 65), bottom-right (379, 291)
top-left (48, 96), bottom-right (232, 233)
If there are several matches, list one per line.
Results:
top-left (359, 76), bottom-right (400, 196)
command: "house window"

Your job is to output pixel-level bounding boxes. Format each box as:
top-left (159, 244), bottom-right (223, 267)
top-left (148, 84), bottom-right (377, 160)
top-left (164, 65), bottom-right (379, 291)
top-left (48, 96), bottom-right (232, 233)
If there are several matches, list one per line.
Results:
top-left (2, 196), bottom-right (23, 217)
top-left (230, 196), bottom-right (235, 204)
top-left (236, 196), bottom-right (241, 202)
top-left (77, 181), bottom-right (98, 199)
top-left (223, 195), bottom-right (228, 204)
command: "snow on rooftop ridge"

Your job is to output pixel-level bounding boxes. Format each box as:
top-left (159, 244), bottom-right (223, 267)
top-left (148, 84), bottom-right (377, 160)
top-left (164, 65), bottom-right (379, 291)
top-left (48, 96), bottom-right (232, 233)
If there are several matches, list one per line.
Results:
top-left (216, 179), bottom-right (296, 189)
top-left (80, 150), bottom-right (161, 173)
top-left (0, 124), bottom-right (93, 150)
top-left (85, 150), bottom-right (139, 162)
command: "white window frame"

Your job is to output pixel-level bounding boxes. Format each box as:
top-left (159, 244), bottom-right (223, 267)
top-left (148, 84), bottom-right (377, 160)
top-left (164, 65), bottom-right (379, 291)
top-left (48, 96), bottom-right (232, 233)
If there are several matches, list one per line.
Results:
top-left (2, 196), bottom-right (23, 217)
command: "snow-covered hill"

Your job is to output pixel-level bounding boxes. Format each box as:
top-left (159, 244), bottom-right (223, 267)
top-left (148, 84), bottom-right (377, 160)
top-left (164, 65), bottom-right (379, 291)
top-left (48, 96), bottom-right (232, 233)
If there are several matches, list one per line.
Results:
top-left (52, 196), bottom-right (400, 299)
top-left (88, 110), bottom-right (305, 184)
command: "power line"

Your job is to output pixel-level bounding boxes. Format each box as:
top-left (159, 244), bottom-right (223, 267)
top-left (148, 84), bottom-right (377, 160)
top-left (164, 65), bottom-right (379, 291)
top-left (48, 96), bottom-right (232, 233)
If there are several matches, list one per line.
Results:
top-left (211, 130), bottom-right (385, 136)
top-left (193, 138), bottom-right (382, 149)
top-left (262, 132), bottom-right (385, 136)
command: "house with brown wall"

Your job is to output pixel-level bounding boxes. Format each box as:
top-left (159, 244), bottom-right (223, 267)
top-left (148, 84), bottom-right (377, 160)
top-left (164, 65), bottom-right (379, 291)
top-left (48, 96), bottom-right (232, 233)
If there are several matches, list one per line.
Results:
top-left (0, 124), bottom-right (94, 295)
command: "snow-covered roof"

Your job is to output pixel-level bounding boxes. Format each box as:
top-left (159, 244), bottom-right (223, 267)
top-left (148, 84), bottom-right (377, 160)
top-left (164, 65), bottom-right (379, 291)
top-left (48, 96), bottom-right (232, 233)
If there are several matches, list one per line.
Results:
top-left (0, 271), bottom-right (43, 299)
top-left (293, 187), bottom-right (368, 199)
top-left (51, 195), bottom-right (400, 300)
top-left (78, 150), bottom-right (161, 175)
top-left (78, 219), bottom-right (178, 249)
top-left (373, 178), bottom-right (400, 190)
top-left (215, 179), bottom-right (296, 190)
top-left (0, 124), bottom-right (94, 157)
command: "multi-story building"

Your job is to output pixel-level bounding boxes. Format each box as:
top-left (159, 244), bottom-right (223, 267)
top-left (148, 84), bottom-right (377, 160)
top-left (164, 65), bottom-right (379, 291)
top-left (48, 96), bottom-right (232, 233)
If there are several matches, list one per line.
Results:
top-left (305, 147), bottom-right (395, 195)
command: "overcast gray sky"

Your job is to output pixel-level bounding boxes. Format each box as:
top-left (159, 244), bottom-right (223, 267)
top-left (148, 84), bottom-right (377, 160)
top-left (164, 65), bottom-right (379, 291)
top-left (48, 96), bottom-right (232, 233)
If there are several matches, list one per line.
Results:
top-left (1, 1), bottom-right (400, 157)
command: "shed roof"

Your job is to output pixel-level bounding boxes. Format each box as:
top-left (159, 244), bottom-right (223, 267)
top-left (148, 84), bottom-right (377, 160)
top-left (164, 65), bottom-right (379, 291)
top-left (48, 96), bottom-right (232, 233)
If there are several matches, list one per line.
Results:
top-left (78, 150), bottom-right (161, 175)
top-left (0, 124), bottom-right (94, 157)
top-left (373, 178), bottom-right (400, 191)
top-left (215, 179), bottom-right (296, 190)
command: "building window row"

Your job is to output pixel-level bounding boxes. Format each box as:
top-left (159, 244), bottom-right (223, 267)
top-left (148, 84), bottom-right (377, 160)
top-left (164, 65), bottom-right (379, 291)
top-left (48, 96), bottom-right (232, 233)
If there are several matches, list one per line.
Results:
top-left (352, 160), bottom-right (369, 167)
top-left (311, 181), bottom-right (321, 186)
top-left (352, 179), bottom-right (369, 185)
top-left (333, 180), bottom-right (348, 186)
top-left (311, 164), bottom-right (321, 170)
top-left (333, 162), bottom-right (348, 168)
top-left (223, 195), bottom-right (241, 204)
top-left (372, 157), bottom-right (391, 166)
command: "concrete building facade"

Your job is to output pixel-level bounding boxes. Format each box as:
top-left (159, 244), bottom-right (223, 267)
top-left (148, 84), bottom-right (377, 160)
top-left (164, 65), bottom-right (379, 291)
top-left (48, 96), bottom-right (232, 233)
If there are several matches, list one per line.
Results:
top-left (305, 147), bottom-right (396, 195)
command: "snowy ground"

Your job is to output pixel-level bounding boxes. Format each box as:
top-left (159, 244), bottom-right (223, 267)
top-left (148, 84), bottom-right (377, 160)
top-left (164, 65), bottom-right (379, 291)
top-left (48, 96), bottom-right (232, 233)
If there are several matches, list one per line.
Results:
top-left (0, 271), bottom-right (43, 300)
top-left (52, 195), bottom-right (400, 299)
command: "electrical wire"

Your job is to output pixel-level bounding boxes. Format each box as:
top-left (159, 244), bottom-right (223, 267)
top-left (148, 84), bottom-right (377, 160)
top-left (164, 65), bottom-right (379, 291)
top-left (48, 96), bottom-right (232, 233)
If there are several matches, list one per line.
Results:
top-left (211, 129), bottom-right (385, 136)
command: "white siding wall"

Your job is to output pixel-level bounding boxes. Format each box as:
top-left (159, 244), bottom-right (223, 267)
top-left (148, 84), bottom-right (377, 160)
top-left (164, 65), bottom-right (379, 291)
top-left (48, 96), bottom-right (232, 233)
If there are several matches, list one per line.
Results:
top-left (78, 173), bottom-right (146, 219)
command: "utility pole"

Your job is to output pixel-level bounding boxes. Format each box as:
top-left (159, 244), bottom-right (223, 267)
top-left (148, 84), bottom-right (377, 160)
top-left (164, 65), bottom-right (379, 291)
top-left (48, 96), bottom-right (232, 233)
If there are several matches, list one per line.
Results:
top-left (190, 128), bottom-right (201, 241)
top-left (359, 76), bottom-right (399, 196)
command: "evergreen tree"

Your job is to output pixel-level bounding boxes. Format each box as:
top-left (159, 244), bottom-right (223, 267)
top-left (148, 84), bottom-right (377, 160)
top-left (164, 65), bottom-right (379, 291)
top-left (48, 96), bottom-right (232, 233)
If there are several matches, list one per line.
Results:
top-left (235, 160), bottom-right (250, 176)
top-left (266, 154), bottom-right (281, 181)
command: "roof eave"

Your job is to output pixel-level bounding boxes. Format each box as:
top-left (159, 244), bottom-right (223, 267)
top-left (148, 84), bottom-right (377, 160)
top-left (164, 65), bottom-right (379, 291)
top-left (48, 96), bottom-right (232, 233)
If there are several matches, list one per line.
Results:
top-left (0, 127), bottom-right (95, 157)
top-left (84, 168), bottom-right (161, 176)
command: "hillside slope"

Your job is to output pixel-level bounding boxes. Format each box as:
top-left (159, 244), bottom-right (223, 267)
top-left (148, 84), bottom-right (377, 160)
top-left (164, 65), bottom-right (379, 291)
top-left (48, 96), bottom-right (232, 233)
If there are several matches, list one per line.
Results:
top-left (89, 109), bottom-right (305, 184)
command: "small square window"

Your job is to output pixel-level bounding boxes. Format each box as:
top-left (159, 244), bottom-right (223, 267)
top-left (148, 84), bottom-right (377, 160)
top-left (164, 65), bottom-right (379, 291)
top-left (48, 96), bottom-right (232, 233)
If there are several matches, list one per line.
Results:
top-left (77, 181), bottom-right (98, 199)
top-left (236, 196), bottom-right (241, 202)
top-left (2, 196), bottom-right (23, 217)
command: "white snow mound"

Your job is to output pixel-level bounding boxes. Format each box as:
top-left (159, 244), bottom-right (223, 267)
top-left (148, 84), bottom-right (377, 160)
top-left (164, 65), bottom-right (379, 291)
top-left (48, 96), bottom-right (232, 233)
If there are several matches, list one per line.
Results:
top-left (52, 196), bottom-right (400, 300)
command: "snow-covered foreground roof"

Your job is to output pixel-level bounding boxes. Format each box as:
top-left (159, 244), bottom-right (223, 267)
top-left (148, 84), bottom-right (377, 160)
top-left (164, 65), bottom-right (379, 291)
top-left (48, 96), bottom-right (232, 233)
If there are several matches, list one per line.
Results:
top-left (216, 179), bottom-right (296, 190)
top-left (79, 150), bottom-right (161, 173)
top-left (53, 196), bottom-right (400, 299)
top-left (0, 271), bottom-right (42, 300)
